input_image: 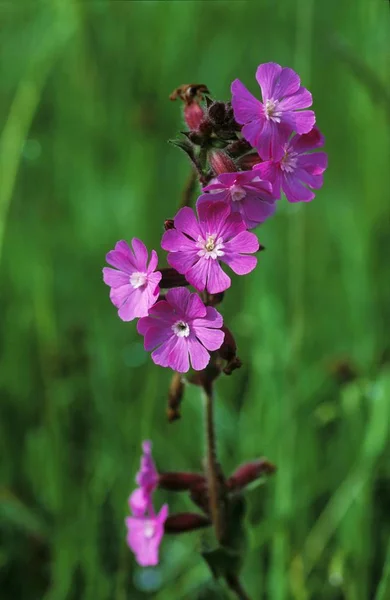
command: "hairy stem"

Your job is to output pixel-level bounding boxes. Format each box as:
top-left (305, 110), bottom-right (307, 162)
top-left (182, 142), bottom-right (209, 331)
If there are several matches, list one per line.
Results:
top-left (204, 385), bottom-right (226, 544)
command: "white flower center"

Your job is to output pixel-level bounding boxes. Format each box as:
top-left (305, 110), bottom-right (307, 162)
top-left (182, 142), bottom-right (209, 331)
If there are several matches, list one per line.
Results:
top-left (230, 184), bottom-right (246, 203)
top-left (143, 522), bottom-right (155, 539)
top-left (196, 233), bottom-right (224, 260)
top-left (280, 148), bottom-right (298, 173)
top-left (264, 98), bottom-right (282, 123)
top-left (130, 271), bottom-right (148, 289)
top-left (172, 320), bottom-right (190, 338)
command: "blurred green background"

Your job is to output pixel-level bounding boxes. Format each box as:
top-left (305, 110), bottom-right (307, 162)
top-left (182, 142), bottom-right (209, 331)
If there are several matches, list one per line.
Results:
top-left (1, 1), bottom-right (389, 599)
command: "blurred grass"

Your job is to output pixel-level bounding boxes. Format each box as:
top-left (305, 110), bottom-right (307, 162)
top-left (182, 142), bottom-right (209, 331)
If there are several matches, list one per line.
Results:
top-left (0, 1), bottom-right (389, 599)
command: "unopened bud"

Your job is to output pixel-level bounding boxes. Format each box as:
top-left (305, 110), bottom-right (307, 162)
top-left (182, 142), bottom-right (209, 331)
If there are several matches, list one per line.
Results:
top-left (209, 150), bottom-right (236, 175)
top-left (237, 152), bottom-right (263, 170)
top-left (160, 267), bottom-right (189, 289)
top-left (225, 139), bottom-right (252, 157)
top-left (207, 101), bottom-right (226, 125)
top-left (165, 512), bottom-right (211, 534)
top-left (159, 472), bottom-right (206, 491)
top-left (167, 372), bottom-right (185, 422)
top-left (184, 102), bottom-right (204, 130)
top-left (227, 459), bottom-right (276, 492)
top-left (218, 325), bottom-right (237, 363)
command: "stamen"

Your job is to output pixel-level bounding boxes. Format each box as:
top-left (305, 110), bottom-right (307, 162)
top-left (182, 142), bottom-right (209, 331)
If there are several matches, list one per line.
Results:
top-left (196, 233), bottom-right (225, 260)
top-left (264, 98), bottom-right (282, 123)
top-left (130, 272), bottom-right (148, 289)
top-left (172, 320), bottom-right (190, 338)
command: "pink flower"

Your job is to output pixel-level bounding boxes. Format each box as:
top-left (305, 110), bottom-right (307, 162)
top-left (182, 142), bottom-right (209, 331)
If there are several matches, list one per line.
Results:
top-left (103, 239), bottom-right (162, 322)
top-left (129, 441), bottom-right (159, 517)
top-left (137, 287), bottom-right (224, 373)
top-left (231, 62), bottom-right (315, 161)
top-left (254, 126), bottom-right (328, 203)
top-left (126, 504), bottom-right (168, 567)
top-left (197, 171), bottom-right (275, 230)
top-left (161, 201), bottom-right (259, 292)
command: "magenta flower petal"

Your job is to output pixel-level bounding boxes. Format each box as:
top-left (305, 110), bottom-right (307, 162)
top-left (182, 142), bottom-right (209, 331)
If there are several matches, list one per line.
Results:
top-left (126, 504), bottom-right (168, 567)
top-left (187, 336), bottom-right (211, 371)
top-left (174, 206), bottom-right (201, 239)
top-left (192, 306), bottom-right (223, 330)
top-left (278, 86), bottom-right (312, 111)
top-left (129, 488), bottom-right (148, 518)
top-left (206, 260), bottom-right (231, 294)
top-left (103, 238), bottom-right (162, 321)
top-left (282, 173), bottom-right (315, 202)
top-left (147, 250), bottom-right (159, 274)
top-left (223, 254), bottom-right (258, 275)
top-left (161, 229), bottom-right (195, 252)
top-left (185, 259), bottom-right (209, 292)
top-left (138, 287), bottom-right (223, 372)
top-left (103, 267), bottom-right (130, 288)
top-left (131, 238), bottom-right (149, 271)
top-left (255, 62), bottom-right (283, 99)
top-left (231, 79), bottom-right (262, 123)
top-left (224, 230), bottom-right (259, 254)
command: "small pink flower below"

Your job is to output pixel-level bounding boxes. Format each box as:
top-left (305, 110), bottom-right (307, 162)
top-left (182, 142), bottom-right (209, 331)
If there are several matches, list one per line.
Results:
top-left (126, 440), bottom-right (168, 567)
top-left (126, 504), bottom-right (168, 567)
top-left (103, 238), bottom-right (162, 322)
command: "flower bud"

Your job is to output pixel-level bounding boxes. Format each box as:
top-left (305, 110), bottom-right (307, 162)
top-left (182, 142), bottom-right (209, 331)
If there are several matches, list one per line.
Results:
top-left (160, 267), bottom-right (189, 289)
top-left (184, 103), bottom-right (204, 130)
top-left (209, 150), bottom-right (236, 175)
top-left (164, 512), bottom-right (211, 534)
top-left (164, 219), bottom-right (175, 231)
top-left (159, 472), bottom-right (206, 491)
top-left (218, 325), bottom-right (242, 374)
top-left (227, 459), bottom-right (276, 492)
top-left (237, 152), bottom-right (263, 170)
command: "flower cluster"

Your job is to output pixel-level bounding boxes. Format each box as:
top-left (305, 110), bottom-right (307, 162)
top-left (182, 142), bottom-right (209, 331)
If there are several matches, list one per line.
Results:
top-left (103, 63), bottom-right (327, 377)
top-left (103, 62), bottom-right (327, 572)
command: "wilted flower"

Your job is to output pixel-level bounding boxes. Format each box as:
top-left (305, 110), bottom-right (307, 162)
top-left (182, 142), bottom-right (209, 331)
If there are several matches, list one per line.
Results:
top-left (129, 440), bottom-right (159, 517)
top-left (197, 171), bottom-right (275, 229)
top-left (103, 239), bottom-right (162, 321)
top-left (126, 504), bottom-right (168, 567)
top-left (254, 126), bottom-right (327, 203)
top-left (231, 62), bottom-right (315, 160)
top-left (137, 287), bottom-right (224, 372)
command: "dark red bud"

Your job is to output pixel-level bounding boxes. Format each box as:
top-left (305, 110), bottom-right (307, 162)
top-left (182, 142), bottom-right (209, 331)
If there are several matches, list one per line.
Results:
top-left (218, 325), bottom-right (237, 363)
top-left (227, 459), bottom-right (276, 492)
top-left (164, 512), bottom-right (211, 534)
top-left (167, 372), bottom-right (185, 422)
top-left (164, 219), bottom-right (175, 231)
top-left (159, 472), bottom-right (206, 492)
top-left (225, 139), bottom-right (252, 157)
top-left (160, 267), bottom-right (189, 289)
top-left (209, 150), bottom-right (236, 175)
top-left (237, 152), bottom-right (263, 170)
top-left (207, 291), bottom-right (225, 306)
